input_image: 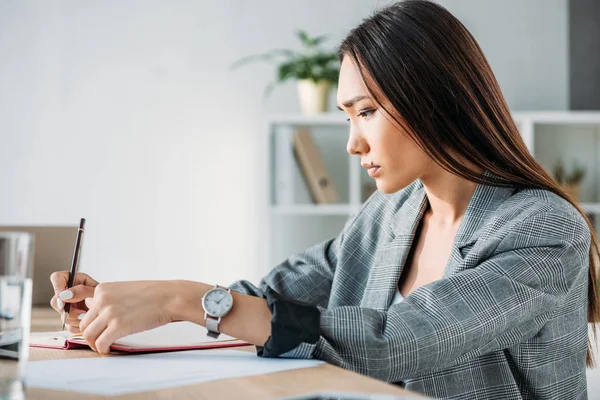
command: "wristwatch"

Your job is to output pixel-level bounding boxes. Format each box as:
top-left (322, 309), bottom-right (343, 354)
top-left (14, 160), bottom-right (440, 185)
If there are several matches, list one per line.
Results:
top-left (201, 285), bottom-right (234, 338)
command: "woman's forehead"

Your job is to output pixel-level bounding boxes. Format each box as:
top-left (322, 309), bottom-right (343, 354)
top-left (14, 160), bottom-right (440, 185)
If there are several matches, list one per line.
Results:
top-left (337, 57), bottom-right (371, 107)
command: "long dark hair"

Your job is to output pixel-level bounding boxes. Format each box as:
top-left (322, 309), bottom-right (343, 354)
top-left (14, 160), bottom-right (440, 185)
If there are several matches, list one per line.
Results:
top-left (339, 0), bottom-right (599, 367)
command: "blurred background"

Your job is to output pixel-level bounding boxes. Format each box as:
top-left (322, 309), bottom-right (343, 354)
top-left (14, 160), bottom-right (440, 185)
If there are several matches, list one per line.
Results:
top-left (0, 0), bottom-right (598, 293)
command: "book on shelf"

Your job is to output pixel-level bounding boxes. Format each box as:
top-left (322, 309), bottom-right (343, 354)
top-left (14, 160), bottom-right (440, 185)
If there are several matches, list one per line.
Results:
top-left (292, 127), bottom-right (340, 204)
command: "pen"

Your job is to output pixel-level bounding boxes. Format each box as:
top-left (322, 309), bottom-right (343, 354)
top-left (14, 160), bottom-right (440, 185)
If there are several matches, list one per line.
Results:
top-left (61, 218), bottom-right (86, 330)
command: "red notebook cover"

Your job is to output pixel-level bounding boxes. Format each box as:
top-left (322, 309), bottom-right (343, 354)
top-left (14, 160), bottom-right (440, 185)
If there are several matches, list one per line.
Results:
top-left (30, 321), bottom-right (250, 353)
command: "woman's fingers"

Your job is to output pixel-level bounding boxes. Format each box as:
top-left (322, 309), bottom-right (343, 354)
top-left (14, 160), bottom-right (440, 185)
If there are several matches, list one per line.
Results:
top-left (58, 284), bottom-right (96, 305)
top-left (79, 300), bottom-right (98, 334)
top-left (49, 294), bottom-right (87, 324)
top-left (49, 294), bottom-right (62, 313)
top-left (66, 324), bottom-right (81, 334)
top-left (50, 294), bottom-right (83, 313)
top-left (50, 272), bottom-right (99, 317)
top-left (77, 273), bottom-right (100, 287)
top-left (65, 308), bottom-right (87, 327)
top-left (50, 271), bottom-right (69, 294)
top-left (95, 324), bottom-right (120, 355)
top-left (81, 314), bottom-right (106, 353)
top-left (50, 271), bottom-right (100, 294)
top-left (65, 317), bottom-right (82, 327)
top-left (85, 297), bottom-right (94, 309)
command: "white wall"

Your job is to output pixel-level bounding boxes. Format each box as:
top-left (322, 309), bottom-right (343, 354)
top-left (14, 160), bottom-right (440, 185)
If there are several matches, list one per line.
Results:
top-left (0, 0), bottom-right (568, 288)
top-left (438, 0), bottom-right (568, 111)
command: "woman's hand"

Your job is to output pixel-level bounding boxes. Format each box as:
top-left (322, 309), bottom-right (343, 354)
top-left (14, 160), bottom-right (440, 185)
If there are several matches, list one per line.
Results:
top-left (50, 271), bottom-right (99, 333)
top-left (78, 280), bottom-right (181, 354)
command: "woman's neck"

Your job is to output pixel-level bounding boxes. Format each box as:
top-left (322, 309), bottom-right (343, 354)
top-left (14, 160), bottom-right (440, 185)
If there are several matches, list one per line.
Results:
top-left (420, 168), bottom-right (479, 227)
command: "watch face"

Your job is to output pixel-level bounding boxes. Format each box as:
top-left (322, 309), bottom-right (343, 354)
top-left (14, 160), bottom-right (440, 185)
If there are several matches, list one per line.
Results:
top-left (203, 288), bottom-right (233, 317)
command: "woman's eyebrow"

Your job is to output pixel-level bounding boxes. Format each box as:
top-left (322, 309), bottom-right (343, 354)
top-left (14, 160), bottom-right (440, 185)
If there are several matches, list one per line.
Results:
top-left (337, 95), bottom-right (369, 110)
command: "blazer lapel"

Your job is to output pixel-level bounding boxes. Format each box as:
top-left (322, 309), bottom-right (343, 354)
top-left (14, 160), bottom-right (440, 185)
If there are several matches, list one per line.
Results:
top-left (360, 183), bottom-right (428, 310)
top-left (446, 180), bottom-right (516, 276)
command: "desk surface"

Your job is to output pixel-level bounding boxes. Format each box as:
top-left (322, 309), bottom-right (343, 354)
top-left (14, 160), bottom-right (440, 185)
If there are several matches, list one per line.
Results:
top-left (27, 308), bottom-right (418, 400)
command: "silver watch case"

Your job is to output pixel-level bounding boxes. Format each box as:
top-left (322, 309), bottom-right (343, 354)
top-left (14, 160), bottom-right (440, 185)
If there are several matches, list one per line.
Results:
top-left (201, 286), bottom-right (233, 318)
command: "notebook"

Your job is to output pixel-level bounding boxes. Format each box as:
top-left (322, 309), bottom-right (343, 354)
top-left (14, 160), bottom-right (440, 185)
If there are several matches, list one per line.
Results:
top-left (30, 321), bottom-right (250, 353)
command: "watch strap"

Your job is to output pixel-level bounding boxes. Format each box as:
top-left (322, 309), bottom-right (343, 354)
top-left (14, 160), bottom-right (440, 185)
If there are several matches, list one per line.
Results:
top-left (206, 316), bottom-right (220, 338)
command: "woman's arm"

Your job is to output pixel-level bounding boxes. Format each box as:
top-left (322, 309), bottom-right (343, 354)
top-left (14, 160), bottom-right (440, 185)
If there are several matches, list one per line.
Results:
top-left (163, 208), bottom-right (589, 383)
top-left (227, 238), bottom-right (339, 307)
top-left (168, 281), bottom-right (273, 347)
top-left (265, 208), bottom-right (590, 382)
top-left (75, 279), bottom-right (275, 354)
top-left (76, 203), bottom-right (369, 355)
top-left (163, 214), bottom-right (360, 350)
top-left (75, 199), bottom-right (373, 355)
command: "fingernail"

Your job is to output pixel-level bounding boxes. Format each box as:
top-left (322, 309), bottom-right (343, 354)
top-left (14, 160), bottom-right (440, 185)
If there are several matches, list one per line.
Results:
top-left (78, 312), bottom-right (86, 320)
top-left (57, 298), bottom-right (64, 310)
top-left (59, 290), bottom-right (74, 300)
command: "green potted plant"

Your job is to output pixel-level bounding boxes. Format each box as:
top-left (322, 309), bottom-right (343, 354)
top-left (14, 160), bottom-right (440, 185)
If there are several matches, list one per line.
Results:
top-left (553, 159), bottom-right (586, 201)
top-left (231, 30), bottom-right (340, 115)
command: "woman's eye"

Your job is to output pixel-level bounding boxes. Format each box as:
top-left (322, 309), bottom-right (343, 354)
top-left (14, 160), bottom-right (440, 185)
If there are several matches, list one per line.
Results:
top-left (357, 109), bottom-right (375, 118)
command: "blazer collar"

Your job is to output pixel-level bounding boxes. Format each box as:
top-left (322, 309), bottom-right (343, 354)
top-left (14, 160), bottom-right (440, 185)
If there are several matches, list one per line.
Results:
top-left (390, 181), bottom-right (428, 239)
top-left (389, 174), bottom-right (515, 245)
top-left (453, 175), bottom-right (516, 247)
top-left (361, 183), bottom-right (428, 310)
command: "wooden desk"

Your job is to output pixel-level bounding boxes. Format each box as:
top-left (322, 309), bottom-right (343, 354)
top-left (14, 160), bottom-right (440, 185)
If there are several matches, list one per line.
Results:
top-left (27, 308), bottom-right (418, 400)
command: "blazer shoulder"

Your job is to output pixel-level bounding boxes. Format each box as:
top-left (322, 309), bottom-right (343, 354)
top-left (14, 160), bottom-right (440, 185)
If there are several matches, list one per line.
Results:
top-left (456, 186), bottom-right (591, 264)
top-left (498, 187), bottom-right (590, 243)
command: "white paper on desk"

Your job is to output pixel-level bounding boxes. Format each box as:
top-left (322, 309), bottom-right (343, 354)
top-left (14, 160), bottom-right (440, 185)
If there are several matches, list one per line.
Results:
top-left (25, 349), bottom-right (324, 396)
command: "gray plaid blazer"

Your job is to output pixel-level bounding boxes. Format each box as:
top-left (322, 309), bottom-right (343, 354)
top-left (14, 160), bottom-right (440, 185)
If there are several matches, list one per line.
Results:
top-left (230, 179), bottom-right (591, 399)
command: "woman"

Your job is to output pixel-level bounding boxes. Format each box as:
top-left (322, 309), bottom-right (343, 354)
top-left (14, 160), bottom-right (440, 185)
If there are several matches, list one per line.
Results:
top-left (50, 1), bottom-right (599, 398)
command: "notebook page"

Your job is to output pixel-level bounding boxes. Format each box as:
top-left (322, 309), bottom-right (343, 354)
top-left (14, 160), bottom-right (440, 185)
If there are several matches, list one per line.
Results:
top-left (112, 321), bottom-right (242, 349)
top-left (29, 330), bottom-right (72, 348)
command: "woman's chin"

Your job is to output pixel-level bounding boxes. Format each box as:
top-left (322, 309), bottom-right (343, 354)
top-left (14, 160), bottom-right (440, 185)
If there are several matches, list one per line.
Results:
top-left (375, 180), bottom-right (394, 194)
top-left (376, 178), bottom-right (413, 194)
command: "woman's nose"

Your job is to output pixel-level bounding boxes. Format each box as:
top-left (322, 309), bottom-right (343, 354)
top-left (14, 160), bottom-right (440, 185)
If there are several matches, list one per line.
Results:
top-left (346, 131), bottom-right (368, 156)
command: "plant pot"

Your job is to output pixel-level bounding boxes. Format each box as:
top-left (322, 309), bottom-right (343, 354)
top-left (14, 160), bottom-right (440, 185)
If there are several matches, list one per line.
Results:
top-left (297, 79), bottom-right (331, 115)
top-left (561, 183), bottom-right (581, 201)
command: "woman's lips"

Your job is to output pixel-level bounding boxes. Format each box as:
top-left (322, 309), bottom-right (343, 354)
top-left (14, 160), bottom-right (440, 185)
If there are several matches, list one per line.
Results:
top-left (368, 166), bottom-right (380, 177)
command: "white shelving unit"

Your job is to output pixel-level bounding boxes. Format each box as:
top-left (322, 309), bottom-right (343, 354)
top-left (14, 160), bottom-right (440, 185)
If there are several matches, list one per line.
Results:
top-left (271, 204), bottom-right (360, 216)
top-left (266, 111), bottom-right (600, 265)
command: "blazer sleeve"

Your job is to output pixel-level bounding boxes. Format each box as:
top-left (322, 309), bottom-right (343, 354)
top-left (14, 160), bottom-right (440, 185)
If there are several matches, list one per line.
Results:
top-left (228, 236), bottom-right (338, 307)
top-left (262, 208), bottom-right (591, 382)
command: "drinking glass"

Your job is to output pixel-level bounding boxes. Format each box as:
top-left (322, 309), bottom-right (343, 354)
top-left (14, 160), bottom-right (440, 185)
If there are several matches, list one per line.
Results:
top-left (0, 232), bottom-right (34, 400)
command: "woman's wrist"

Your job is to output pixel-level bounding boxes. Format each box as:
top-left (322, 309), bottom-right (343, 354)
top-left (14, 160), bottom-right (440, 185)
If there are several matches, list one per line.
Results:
top-left (165, 280), bottom-right (212, 325)
top-left (163, 280), bottom-right (272, 346)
